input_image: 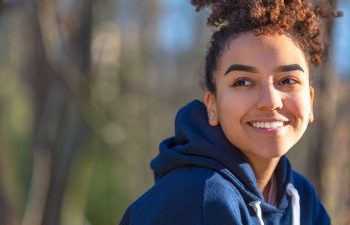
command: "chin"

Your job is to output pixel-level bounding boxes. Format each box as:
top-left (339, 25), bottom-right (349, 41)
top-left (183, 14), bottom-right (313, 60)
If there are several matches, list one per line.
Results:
top-left (251, 144), bottom-right (290, 160)
top-left (264, 147), bottom-right (290, 159)
top-left (262, 151), bottom-right (287, 159)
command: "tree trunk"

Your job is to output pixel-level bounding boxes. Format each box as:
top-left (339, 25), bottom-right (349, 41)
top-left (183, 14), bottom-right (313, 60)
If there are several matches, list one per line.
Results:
top-left (22, 0), bottom-right (93, 224)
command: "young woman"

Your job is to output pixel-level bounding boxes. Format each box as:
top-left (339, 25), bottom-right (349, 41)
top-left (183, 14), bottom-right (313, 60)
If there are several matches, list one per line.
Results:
top-left (119, 1), bottom-right (340, 224)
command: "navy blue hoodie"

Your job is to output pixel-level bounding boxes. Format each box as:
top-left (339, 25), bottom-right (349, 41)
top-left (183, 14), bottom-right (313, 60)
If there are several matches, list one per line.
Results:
top-left (119, 100), bottom-right (330, 225)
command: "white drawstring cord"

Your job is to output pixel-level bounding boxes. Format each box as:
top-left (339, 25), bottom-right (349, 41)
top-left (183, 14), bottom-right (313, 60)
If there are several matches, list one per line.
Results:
top-left (249, 201), bottom-right (265, 225)
top-left (249, 183), bottom-right (300, 225)
top-left (287, 183), bottom-right (300, 225)
top-left (249, 184), bottom-right (300, 225)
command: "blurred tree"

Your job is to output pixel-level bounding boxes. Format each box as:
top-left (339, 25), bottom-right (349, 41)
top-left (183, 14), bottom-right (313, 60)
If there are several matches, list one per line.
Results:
top-left (20, 0), bottom-right (93, 225)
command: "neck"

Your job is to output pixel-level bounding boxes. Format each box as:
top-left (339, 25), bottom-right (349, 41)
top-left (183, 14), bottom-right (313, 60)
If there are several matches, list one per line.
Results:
top-left (245, 154), bottom-right (280, 199)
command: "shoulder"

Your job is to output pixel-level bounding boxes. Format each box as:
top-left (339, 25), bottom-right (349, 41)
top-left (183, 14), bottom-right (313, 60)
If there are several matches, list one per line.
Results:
top-left (119, 167), bottom-right (215, 225)
top-left (291, 170), bottom-right (321, 206)
top-left (291, 170), bottom-right (331, 225)
top-left (201, 172), bottom-right (246, 224)
top-left (292, 171), bottom-right (316, 196)
top-left (203, 171), bottom-right (242, 202)
top-left (134, 167), bottom-right (215, 208)
top-left (120, 167), bottom-right (245, 225)
top-left (145, 167), bottom-right (241, 203)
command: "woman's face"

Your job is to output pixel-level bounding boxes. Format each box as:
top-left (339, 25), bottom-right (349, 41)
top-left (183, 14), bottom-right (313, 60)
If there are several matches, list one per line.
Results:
top-left (204, 32), bottom-right (314, 163)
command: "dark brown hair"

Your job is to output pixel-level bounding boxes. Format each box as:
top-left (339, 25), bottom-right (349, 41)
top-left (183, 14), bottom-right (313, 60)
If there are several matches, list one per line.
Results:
top-left (191, 0), bottom-right (341, 93)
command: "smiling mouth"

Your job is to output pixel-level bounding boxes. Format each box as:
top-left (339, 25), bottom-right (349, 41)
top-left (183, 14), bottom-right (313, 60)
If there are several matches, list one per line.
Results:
top-left (249, 121), bottom-right (289, 129)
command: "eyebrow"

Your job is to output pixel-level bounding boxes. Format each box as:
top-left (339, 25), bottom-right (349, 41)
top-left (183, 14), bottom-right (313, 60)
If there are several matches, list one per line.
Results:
top-left (275, 64), bottom-right (304, 72)
top-left (224, 63), bottom-right (304, 75)
top-left (224, 64), bottom-right (258, 75)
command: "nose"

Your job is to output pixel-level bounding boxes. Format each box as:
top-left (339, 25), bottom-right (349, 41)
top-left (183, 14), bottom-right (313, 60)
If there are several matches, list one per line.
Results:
top-left (256, 83), bottom-right (283, 111)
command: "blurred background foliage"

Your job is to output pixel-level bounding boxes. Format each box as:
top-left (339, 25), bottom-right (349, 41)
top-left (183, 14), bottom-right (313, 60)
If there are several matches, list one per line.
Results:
top-left (0, 0), bottom-right (349, 225)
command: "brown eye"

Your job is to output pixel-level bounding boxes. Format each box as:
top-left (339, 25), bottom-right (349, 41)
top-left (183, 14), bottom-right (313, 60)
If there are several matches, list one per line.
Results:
top-left (280, 77), bottom-right (298, 85)
top-left (232, 78), bottom-right (254, 87)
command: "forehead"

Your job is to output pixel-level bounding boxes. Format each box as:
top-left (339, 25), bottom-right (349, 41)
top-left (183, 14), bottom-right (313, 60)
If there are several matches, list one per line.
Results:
top-left (218, 32), bottom-right (308, 72)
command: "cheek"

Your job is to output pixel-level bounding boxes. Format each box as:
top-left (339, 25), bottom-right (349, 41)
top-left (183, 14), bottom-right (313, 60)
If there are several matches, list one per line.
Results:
top-left (285, 91), bottom-right (311, 120)
top-left (216, 91), bottom-right (256, 123)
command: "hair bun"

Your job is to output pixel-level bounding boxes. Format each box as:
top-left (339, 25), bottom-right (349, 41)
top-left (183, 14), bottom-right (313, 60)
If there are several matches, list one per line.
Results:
top-left (190, 0), bottom-right (287, 27)
top-left (190, 0), bottom-right (244, 27)
top-left (191, 0), bottom-right (343, 27)
top-left (190, 0), bottom-right (340, 27)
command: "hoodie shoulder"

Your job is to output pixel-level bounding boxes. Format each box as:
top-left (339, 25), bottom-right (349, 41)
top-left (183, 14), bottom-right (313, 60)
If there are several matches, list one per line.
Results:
top-left (119, 167), bottom-right (216, 225)
top-left (292, 171), bottom-right (331, 225)
top-left (202, 172), bottom-right (248, 225)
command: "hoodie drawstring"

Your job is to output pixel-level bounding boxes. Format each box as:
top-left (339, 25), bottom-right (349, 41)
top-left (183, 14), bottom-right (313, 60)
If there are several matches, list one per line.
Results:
top-left (249, 183), bottom-right (300, 225)
top-left (249, 201), bottom-right (265, 225)
top-left (287, 183), bottom-right (300, 225)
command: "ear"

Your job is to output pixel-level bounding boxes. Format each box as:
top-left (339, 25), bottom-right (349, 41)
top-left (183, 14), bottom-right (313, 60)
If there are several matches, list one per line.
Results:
top-left (204, 91), bottom-right (219, 126)
top-left (309, 86), bottom-right (314, 123)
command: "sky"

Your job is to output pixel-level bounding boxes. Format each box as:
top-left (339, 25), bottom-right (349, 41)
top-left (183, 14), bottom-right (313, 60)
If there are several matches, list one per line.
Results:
top-left (332, 0), bottom-right (350, 77)
top-left (157, 0), bottom-right (196, 54)
top-left (158, 0), bottom-right (350, 77)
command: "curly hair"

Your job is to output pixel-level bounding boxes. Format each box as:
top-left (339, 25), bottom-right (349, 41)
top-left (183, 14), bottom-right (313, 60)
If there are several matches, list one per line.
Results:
top-left (191, 0), bottom-right (341, 93)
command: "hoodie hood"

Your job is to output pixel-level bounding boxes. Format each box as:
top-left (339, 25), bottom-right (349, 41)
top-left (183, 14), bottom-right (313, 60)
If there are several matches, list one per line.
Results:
top-left (150, 100), bottom-right (293, 210)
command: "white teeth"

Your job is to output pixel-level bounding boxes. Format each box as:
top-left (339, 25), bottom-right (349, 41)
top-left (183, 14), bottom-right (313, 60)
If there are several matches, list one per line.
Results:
top-left (251, 121), bottom-right (285, 128)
